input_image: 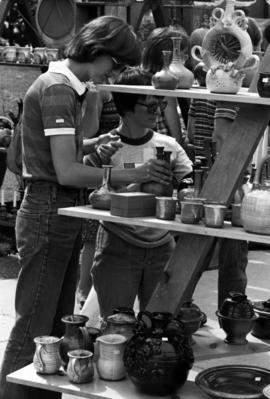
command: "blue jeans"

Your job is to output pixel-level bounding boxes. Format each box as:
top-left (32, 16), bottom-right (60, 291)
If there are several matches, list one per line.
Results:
top-left (92, 225), bottom-right (175, 318)
top-left (0, 182), bottom-right (83, 399)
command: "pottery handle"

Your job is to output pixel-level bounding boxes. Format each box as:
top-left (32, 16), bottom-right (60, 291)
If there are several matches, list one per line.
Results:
top-left (211, 7), bottom-right (224, 23)
top-left (35, 344), bottom-right (45, 372)
top-left (239, 55), bottom-right (260, 74)
top-left (191, 45), bottom-right (204, 64)
top-left (79, 326), bottom-right (91, 351)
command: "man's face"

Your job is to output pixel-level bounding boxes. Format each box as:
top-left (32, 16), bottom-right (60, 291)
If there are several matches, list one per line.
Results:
top-left (88, 55), bottom-right (123, 84)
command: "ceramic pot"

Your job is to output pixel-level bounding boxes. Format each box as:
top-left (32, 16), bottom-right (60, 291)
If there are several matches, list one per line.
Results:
top-left (2, 46), bottom-right (17, 63)
top-left (67, 349), bottom-right (94, 384)
top-left (206, 67), bottom-right (244, 94)
top-left (123, 311), bottom-right (194, 396)
top-left (177, 301), bottom-right (205, 344)
top-left (33, 336), bottom-right (62, 374)
top-left (218, 291), bottom-right (255, 319)
top-left (102, 307), bottom-right (137, 340)
top-left (216, 311), bottom-right (257, 345)
top-left (89, 165), bottom-right (115, 210)
top-left (257, 72), bottom-right (270, 98)
top-left (180, 199), bottom-right (204, 224)
top-left (251, 299), bottom-right (270, 339)
top-left (60, 314), bottom-right (93, 369)
top-left (241, 154), bottom-right (270, 234)
top-left (169, 37), bottom-right (194, 89)
top-left (96, 334), bottom-right (127, 381)
top-left (33, 47), bottom-right (47, 64)
top-left (152, 50), bottom-right (178, 90)
top-left (16, 46), bottom-right (33, 64)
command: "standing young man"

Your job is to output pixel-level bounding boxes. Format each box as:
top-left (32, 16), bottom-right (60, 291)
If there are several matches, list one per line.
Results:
top-left (0, 16), bottom-right (172, 399)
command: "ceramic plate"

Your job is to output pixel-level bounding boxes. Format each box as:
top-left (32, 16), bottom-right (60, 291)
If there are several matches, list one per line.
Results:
top-left (195, 365), bottom-right (270, 399)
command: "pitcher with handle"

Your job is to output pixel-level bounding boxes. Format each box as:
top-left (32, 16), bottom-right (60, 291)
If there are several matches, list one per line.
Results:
top-left (33, 335), bottom-right (62, 374)
top-left (60, 314), bottom-right (93, 369)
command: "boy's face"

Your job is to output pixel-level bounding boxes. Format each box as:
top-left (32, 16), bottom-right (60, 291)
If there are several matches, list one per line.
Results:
top-left (133, 95), bottom-right (167, 128)
top-left (86, 55), bottom-right (122, 84)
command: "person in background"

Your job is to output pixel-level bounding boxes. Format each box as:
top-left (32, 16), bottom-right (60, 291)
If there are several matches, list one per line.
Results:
top-left (0, 16), bottom-right (172, 399)
top-left (91, 67), bottom-right (193, 318)
top-left (186, 17), bottom-right (262, 308)
top-left (142, 26), bottom-right (190, 145)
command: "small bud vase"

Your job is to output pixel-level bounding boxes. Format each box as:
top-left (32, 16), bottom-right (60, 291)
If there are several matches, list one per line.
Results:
top-left (152, 50), bottom-right (178, 90)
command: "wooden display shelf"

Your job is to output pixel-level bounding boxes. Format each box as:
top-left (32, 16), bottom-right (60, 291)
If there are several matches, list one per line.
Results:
top-left (97, 84), bottom-right (270, 105)
top-left (58, 205), bottom-right (270, 245)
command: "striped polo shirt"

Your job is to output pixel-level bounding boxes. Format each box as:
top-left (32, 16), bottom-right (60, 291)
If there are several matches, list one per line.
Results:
top-left (22, 61), bottom-right (87, 182)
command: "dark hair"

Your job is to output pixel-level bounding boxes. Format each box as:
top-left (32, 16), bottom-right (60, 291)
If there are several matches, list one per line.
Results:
top-left (142, 26), bottom-right (189, 74)
top-left (65, 16), bottom-right (141, 66)
top-left (263, 21), bottom-right (270, 45)
top-left (112, 67), bottom-right (152, 117)
top-left (247, 17), bottom-right (262, 49)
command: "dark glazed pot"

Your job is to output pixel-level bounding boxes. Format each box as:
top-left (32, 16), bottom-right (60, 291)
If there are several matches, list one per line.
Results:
top-left (252, 299), bottom-right (270, 339)
top-left (257, 72), bottom-right (270, 98)
top-left (123, 311), bottom-right (194, 396)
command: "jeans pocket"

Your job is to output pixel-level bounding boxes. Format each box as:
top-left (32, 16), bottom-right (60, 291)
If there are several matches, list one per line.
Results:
top-left (16, 210), bottom-right (42, 257)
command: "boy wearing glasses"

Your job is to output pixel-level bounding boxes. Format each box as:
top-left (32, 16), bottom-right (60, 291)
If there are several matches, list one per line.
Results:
top-left (91, 67), bottom-right (193, 318)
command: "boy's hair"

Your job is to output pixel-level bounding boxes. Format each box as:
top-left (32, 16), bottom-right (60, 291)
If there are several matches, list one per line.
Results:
top-left (264, 21), bottom-right (270, 45)
top-left (142, 26), bottom-right (189, 74)
top-left (112, 67), bottom-right (152, 117)
top-left (65, 16), bottom-right (141, 66)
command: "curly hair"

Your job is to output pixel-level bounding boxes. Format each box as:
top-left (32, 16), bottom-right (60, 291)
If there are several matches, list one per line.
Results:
top-left (65, 16), bottom-right (141, 66)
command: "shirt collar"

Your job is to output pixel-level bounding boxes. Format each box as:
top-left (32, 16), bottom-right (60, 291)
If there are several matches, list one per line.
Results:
top-left (48, 60), bottom-right (87, 96)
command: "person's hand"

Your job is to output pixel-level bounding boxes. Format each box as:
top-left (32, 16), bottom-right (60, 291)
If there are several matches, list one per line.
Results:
top-left (0, 128), bottom-right (12, 148)
top-left (135, 159), bottom-right (172, 185)
top-left (96, 130), bottom-right (121, 147)
top-left (97, 139), bottom-right (123, 164)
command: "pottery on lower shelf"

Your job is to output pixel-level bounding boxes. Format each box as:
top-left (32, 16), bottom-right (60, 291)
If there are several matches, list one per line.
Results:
top-left (251, 299), bottom-right (270, 339)
top-left (217, 291), bottom-right (257, 345)
top-left (123, 311), bottom-right (194, 396)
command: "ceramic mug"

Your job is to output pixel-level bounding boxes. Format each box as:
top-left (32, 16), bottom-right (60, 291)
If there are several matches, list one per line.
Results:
top-left (2, 46), bottom-right (17, 63)
top-left (16, 46), bottom-right (33, 64)
top-left (67, 349), bottom-right (94, 384)
top-left (46, 48), bottom-right (59, 62)
top-left (156, 197), bottom-right (177, 220)
top-left (33, 47), bottom-right (47, 64)
top-left (204, 204), bottom-right (226, 228)
top-left (33, 335), bottom-right (62, 374)
top-left (180, 199), bottom-right (204, 224)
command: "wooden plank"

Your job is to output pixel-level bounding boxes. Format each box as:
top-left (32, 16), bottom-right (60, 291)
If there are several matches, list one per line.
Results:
top-left (200, 104), bottom-right (270, 204)
top-left (7, 363), bottom-right (205, 399)
top-left (97, 84), bottom-right (270, 105)
top-left (58, 206), bottom-right (270, 244)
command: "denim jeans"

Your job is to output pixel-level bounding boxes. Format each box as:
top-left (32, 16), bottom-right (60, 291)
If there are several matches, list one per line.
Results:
top-left (0, 182), bottom-right (83, 399)
top-left (92, 225), bottom-right (175, 318)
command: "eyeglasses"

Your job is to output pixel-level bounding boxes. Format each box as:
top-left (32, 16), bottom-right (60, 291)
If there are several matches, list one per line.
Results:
top-left (136, 100), bottom-right (168, 114)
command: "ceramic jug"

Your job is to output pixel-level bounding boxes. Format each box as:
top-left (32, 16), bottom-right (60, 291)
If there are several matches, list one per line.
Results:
top-left (46, 48), bottom-right (59, 62)
top-left (96, 333), bottom-right (127, 381)
top-left (2, 46), bottom-right (17, 63)
top-left (33, 47), bottom-right (47, 64)
top-left (123, 311), bottom-right (194, 395)
top-left (102, 307), bottom-right (137, 340)
top-left (89, 165), bottom-right (115, 210)
top-left (33, 335), bottom-right (62, 374)
top-left (241, 154), bottom-right (270, 234)
top-left (67, 349), bottom-right (94, 384)
top-left (60, 314), bottom-right (93, 368)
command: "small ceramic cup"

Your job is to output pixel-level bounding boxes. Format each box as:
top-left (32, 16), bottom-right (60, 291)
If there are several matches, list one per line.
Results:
top-left (156, 197), bottom-right (177, 220)
top-left (231, 203), bottom-right (243, 227)
top-left (180, 199), bottom-right (204, 224)
top-left (204, 204), bottom-right (226, 228)
top-left (67, 349), bottom-right (94, 384)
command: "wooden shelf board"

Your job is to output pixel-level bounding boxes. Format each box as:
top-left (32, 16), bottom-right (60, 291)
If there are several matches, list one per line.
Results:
top-left (58, 206), bottom-right (270, 244)
top-left (96, 85), bottom-right (270, 105)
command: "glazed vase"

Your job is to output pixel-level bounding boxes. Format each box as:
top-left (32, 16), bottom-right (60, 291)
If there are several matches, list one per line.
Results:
top-left (152, 50), bottom-right (178, 90)
top-left (60, 314), bottom-right (93, 369)
top-left (33, 336), bottom-right (62, 375)
top-left (168, 37), bottom-right (194, 89)
top-left (123, 311), bottom-right (194, 396)
top-left (89, 165), bottom-right (115, 210)
top-left (101, 307), bottom-right (137, 340)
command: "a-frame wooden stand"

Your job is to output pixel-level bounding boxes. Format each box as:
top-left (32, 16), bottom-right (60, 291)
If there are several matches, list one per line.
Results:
top-left (146, 48), bottom-right (270, 315)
